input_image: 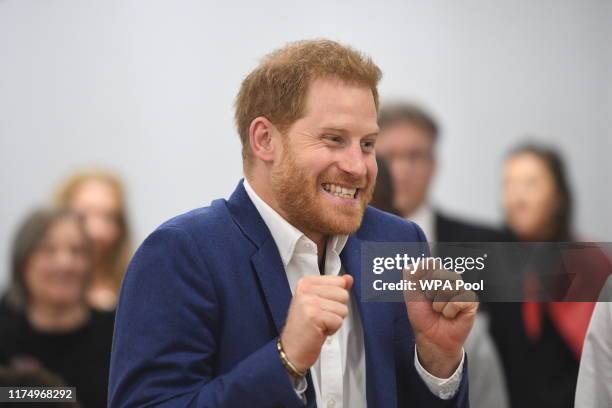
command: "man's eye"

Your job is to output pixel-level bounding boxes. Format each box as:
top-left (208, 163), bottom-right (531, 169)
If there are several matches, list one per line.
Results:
top-left (361, 140), bottom-right (376, 152)
top-left (324, 135), bottom-right (343, 144)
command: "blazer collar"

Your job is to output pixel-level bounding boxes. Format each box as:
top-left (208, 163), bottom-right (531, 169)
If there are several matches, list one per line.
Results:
top-left (226, 179), bottom-right (273, 249)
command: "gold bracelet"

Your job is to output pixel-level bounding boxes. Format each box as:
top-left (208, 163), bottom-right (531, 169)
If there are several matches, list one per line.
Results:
top-left (276, 338), bottom-right (306, 378)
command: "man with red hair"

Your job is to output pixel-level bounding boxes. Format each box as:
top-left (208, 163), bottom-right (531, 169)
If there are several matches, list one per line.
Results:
top-left (109, 39), bottom-right (477, 407)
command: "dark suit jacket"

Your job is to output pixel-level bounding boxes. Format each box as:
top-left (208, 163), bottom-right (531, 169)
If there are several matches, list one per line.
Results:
top-left (108, 180), bottom-right (469, 407)
top-left (435, 212), bottom-right (504, 243)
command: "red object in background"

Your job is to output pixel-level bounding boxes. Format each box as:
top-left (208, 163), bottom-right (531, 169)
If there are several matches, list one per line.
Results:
top-left (522, 245), bottom-right (611, 359)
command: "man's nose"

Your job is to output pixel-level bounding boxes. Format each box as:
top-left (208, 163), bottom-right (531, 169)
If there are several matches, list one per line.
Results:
top-left (338, 144), bottom-right (367, 178)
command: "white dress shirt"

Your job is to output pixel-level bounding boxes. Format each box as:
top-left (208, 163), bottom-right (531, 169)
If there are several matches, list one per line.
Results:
top-left (575, 276), bottom-right (612, 408)
top-left (244, 179), bottom-right (463, 407)
top-left (406, 202), bottom-right (436, 243)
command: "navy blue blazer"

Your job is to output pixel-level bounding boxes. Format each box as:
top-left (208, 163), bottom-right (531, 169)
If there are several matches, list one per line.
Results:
top-left (108, 180), bottom-right (469, 407)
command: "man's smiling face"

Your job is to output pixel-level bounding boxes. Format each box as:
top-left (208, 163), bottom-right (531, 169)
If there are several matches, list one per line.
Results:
top-left (270, 77), bottom-right (379, 237)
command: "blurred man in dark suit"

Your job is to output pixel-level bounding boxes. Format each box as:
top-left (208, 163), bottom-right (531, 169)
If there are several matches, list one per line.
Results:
top-left (375, 103), bottom-right (501, 244)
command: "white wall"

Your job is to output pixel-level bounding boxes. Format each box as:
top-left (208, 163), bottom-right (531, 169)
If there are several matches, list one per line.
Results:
top-left (606, 0), bottom-right (612, 234)
top-left (1, 0), bottom-right (610, 290)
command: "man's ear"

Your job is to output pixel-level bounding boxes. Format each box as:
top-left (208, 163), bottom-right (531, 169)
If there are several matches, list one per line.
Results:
top-left (248, 116), bottom-right (278, 164)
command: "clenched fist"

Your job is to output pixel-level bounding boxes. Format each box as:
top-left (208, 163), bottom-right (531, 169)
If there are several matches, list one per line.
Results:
top-left (280, 274), bottom-right (353, 373)
top-left (403, 263), bottom-right (478, 377)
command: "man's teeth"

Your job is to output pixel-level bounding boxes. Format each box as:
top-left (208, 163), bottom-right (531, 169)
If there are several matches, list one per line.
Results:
top-left (322, 183), bottom-right (358, 199)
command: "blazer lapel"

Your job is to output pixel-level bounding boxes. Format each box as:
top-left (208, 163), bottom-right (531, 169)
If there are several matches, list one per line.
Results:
top-left (251, 238), bottom-right (293, 334)
top-left (226, 179), bottom-right (292, 334)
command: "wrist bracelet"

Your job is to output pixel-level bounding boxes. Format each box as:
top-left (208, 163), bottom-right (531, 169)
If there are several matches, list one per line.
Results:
top-left (276, 338), bottom-right (307, 378)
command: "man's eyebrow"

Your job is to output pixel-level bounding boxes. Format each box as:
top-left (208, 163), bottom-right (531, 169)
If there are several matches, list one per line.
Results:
top-left (320, 126), bottom-right (348, 134)
top-left (320, 127), bottom-right (380, 137)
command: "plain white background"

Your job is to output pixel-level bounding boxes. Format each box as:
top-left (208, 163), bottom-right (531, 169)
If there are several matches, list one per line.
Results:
top-left (1, 0), bottom-right (611, 290)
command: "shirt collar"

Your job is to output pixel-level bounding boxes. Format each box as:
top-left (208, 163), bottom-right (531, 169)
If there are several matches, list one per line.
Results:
top-left (406, 202), bottom-right (434, 242)
top-left (243, 178), bottom-right (348, 267)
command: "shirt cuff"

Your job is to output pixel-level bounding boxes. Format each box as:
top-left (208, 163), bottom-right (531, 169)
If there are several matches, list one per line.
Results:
top-left (414, 346), bottom-right (464, 400)
top-left (288, 373), bottom-right (308, 404)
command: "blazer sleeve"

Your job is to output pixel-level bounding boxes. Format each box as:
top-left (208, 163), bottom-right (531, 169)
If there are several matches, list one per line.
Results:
top-left (108, 226), bottom-right (305, 407)
top-left (393, 297), bottom-right (470, 408)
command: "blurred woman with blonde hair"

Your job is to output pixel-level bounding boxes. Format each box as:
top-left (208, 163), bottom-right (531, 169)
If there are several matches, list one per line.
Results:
top-left (55, 169), bottom-right (132, 311)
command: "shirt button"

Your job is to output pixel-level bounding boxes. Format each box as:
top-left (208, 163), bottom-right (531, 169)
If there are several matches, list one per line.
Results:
top-left (325, 336), bottom-right (333, 345)
top-left (327, 399), bottom-right (336, 408)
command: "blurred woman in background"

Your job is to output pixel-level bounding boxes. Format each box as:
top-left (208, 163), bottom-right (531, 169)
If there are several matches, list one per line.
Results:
top-left (0, 207), bottom-right (114, 408)
top-left (489, 143), bottom-right (610, 408)
top-left (502, 144), bottom-right (572, 242)
top-left (55, 169), bottom-right (132, 311)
